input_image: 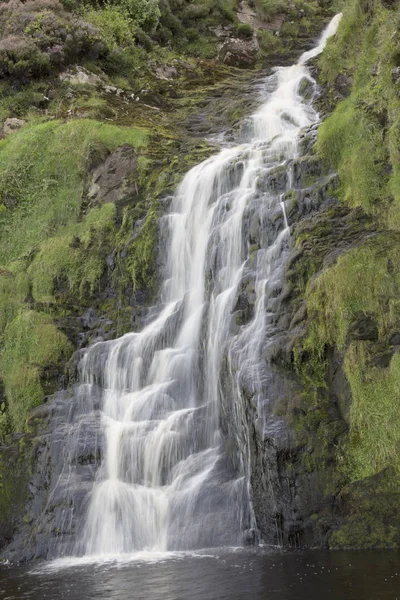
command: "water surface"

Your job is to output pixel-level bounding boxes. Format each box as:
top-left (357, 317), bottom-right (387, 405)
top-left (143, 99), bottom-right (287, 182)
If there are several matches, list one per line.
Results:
top-left (1, 549), bottom-right (399, 599)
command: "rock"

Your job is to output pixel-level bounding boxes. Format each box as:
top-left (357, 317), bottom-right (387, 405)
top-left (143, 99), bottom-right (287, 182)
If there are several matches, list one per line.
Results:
top-left (85, 144), bottom-right (139, 209)
top-left (218, 36), bottom-right (259, 68)
top-left (103, 85), bottom-right (137, 101)
top-left (334, 72), bottom-right (352, 98)
top-left (1, 117), bottom-right (26, 138)
top-left (59, 66), bottom-right (104, 87)
top-left (348, 312), bottom-right (378, 342)
top-left (155, 65), bottom-right (178, 80)
top-left (389, 332), bottom-right (400, 345)
top-left (237, 0), bottom-right (284, 32)
top-left (392, 66), bottom-right (400, 85)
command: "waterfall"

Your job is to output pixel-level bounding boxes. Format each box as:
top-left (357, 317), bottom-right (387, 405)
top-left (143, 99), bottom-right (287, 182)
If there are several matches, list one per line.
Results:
top-left (57, 14), bottom-right (341, 557)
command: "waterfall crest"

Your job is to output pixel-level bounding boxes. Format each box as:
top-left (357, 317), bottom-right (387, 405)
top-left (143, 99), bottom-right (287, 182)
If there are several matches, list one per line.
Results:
top-left (61, 14), bottom-right (342, 557)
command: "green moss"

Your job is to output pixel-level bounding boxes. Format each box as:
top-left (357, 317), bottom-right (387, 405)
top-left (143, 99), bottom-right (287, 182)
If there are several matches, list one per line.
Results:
top-left (125, 203), bottom-right (158, 291)
top-left (1, 310), bottom-right (73, 431)
top-left (298, 234), bottom-right (400, 485)
top-left (306, 236), bottom-right (400, 349)
top-left (329, 468), bottom-right (400, 548)
top-left (317, 98), bottom-right (388, 214)
top-left (0, 269), bottom-right (30, 335)
top-left (28, 203), bottom-right (116, 304)
top-left (344, 344), bottom-right (400, 480)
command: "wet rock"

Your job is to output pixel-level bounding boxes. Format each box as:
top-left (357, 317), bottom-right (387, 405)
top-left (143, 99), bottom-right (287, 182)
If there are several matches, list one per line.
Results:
top-left (389, 332), bottom-right (400, 345)
top-left (298, 76), bottom-right (314, 100)
top-left (334, 72), bottom-right (352, 99)
top-left (392, 66), bottom-right (400, 85)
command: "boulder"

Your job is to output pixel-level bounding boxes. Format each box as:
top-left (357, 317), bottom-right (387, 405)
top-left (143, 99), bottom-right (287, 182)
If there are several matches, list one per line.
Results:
top-left (59, 66), bottom-right (104, 87)
top-left (1, 117), bottom-right (25, 138)
top-left (155, 65), bottom-right (178, 80)
top-left (218, 36), bottom-right (259, 68)
top-left (85, 144), bottom-right (139, 209)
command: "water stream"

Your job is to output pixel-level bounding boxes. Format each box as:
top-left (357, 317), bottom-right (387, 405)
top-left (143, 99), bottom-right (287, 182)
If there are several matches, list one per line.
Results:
top-left (54, 14), bottom-right (342, 558)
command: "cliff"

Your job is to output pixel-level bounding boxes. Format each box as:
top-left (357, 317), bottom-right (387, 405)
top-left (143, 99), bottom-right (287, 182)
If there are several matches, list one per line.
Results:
top-left (0, 0), bottom-right (398, 559)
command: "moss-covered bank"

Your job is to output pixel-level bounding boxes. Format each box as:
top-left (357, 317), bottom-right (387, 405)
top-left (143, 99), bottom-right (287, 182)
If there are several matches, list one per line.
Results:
top-left (290, 0), bottom-right (400, 548)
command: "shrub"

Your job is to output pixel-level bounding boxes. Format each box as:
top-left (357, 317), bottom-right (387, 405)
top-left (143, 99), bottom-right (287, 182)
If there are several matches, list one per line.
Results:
top-left (84, 6), bottom-right (135, 49)
top-left (133, 26), bottom-right (154, 51)
top-left (0, 36), bottom-right (50, 79)
top-left (185, 27), bottom-right (200, 41)
top-left (255, 0), bottom-right (287, 21)
top-left (182, 3), bottom-right (210, 22)
top-left (236, 23), bottom-right (254, 38)
top-left (257, 28), bottom-right (282, 52)
top-left (216, 0), bottom-right (237, 23)
top-left (0, 0), bottom-right (106, 79)
top-left (112, 0), bottom-right (161, 32)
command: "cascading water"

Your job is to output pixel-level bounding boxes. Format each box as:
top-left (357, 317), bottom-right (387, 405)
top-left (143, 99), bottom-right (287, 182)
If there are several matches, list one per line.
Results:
top-left (53, 14), bottom-right (341, 558)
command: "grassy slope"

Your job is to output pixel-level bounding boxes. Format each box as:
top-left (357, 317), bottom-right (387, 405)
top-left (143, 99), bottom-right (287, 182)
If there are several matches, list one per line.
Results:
top-left (0, 120), bottom-right (146, 433)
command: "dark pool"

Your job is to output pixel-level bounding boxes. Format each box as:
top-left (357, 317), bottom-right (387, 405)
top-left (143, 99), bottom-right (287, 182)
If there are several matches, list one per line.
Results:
top-left (1, 548), bottom-right (400, 600)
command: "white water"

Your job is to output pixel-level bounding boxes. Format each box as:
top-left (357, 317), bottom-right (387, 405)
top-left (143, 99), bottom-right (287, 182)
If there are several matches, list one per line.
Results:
top-left (64, 14), bottom-right (342, 557)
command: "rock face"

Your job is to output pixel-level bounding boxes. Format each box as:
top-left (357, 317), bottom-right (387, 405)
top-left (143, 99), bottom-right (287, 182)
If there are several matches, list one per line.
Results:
top-left (1, 9), bottom-right (398, 559)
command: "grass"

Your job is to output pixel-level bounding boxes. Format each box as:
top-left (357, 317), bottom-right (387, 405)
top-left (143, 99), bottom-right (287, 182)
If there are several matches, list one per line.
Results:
top-left (0, 118), bottom-right (147, 435)
top-left (344, 343), bottom-right (400, 480)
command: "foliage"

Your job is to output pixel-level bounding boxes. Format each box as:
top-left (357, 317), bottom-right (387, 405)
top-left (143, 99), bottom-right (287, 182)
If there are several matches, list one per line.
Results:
top-left (305, 236), bottom-right (400, 349)
top-left (344, 344), bottom-right (400, 480)
top-left (236, 23), bottom-right (254, 38)
top-left (113, 0), bottom-right (161, 32)
top-left (254, 0), bottom-right (288, 20)
top-left (257, 28), bottom-right (283, 52)
top-left (83, 5), bottom-right (136, 49)
top-left (0, 0), bottom-right (106, 79)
